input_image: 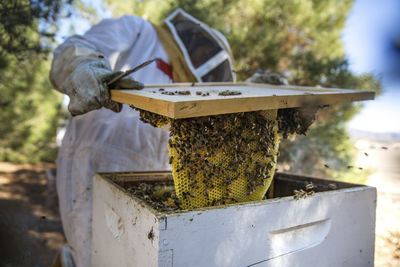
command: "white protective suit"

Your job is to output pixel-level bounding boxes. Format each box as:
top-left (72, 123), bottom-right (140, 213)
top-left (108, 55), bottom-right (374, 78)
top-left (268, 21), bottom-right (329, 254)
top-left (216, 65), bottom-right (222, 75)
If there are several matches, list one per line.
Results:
top-left (51, 16), bottom-right (172, 267)
top-left (51, 8), bottom-right (237, 266)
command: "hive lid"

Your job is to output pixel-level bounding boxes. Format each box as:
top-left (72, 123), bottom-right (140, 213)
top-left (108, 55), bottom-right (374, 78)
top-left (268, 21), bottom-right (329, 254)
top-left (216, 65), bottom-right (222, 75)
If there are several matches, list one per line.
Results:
top-left (111, 82), bottom-right (375, 119)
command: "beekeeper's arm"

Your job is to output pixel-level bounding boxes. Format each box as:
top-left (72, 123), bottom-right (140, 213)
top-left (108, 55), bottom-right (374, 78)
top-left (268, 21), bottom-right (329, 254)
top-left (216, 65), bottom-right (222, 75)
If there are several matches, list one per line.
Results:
top-left (50, 16), bottom-right (144, 116)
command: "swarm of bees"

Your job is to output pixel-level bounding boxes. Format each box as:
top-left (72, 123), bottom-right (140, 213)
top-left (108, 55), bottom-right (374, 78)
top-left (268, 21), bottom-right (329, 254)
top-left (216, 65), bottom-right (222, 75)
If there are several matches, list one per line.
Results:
top-left (293, 183), bottom-right (315, 200)
top-left (127, 182), bottom-right (181, 211)
top-left (195, 91), bottom-right (210, 96)
top-left (218, 90), bottom-right (242, 96)
top-left (155, 88), bottom-right (242, 97)
top-left (135, 108), bottom-right (279, 209)
top-left (168, 110), bottom-right (280, 209)
top-left (277, 107), bottom-right (319, 139)
top-left (133, 102), bottom-right (318, 209)
top-left (160, 90), bottom-right (191, 96)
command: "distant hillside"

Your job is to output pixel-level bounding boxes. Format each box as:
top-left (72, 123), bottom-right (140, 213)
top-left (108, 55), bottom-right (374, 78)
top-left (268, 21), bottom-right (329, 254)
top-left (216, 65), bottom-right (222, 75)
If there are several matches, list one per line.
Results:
top-left (348, 128), bottom-right (400, 141)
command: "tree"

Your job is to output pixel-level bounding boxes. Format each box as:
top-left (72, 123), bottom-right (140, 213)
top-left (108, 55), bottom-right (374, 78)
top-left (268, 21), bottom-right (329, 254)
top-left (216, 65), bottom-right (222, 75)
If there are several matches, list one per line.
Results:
top-left (0, 0), bottom-right (72, 69)
top-left (0, 0), bottom-right (72, 162)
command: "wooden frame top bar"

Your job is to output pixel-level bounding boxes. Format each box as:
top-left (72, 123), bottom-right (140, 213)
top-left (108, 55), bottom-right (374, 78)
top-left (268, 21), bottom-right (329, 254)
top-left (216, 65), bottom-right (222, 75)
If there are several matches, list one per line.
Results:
top-left (111, 82), bottom-right (375, 119)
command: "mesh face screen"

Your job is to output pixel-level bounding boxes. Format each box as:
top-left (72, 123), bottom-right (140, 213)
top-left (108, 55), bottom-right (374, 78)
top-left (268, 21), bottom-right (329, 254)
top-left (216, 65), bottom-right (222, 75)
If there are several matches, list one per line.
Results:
top-left (171, 13), bottom-right (222, 68)
top-left (201, 59), bottom-right (233, 82)
top-left (167, 10), bottom-right (234, 82)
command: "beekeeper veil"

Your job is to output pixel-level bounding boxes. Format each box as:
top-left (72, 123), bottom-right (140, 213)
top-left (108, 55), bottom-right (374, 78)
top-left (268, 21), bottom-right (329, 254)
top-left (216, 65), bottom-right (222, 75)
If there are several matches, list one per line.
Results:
top-left (165, 8), bottom-right (235, 82)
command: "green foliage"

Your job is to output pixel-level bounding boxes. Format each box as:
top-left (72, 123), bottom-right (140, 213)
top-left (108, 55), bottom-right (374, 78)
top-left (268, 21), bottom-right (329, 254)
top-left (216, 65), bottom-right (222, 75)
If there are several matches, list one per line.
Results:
top-left (0, 0), bottom-right (70, 163)
top-left (0, 0), bottom-right (72, 70)
top-left (0, 54), bottom-right (64, 163)
top-left (97, 0), bottom-right (153, 23)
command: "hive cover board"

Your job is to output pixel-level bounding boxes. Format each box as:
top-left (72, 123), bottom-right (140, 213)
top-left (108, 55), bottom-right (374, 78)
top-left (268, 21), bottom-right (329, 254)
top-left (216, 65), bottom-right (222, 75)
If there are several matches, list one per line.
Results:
top-left (111, 82), bottom-right (375, 119)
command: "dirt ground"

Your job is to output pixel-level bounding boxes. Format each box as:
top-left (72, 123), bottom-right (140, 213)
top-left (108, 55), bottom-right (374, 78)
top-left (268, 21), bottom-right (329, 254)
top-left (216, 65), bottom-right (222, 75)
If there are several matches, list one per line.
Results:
top-left (0, 139), bottom-right (399, 266)
top-left (356, 139), bottom-right (400, 266)
top-left (0, 162), bottom-right (66, 267)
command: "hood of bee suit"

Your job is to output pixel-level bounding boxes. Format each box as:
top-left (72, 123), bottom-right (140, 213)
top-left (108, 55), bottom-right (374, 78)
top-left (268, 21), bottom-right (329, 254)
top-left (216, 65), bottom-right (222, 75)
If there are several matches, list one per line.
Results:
top-left (153, 8), bottom-right (235, 83)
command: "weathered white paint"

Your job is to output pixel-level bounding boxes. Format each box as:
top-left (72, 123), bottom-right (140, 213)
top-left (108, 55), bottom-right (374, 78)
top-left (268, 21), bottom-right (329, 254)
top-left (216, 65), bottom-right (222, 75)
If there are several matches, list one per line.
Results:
top-left (92, 175), bottom-right (161, 267)
top-left (104, 203), bottom-right (125, 240)
top-left (268, 218), bottom-right (331, 257)
top-left (92, 174), bottom-right (376, 267)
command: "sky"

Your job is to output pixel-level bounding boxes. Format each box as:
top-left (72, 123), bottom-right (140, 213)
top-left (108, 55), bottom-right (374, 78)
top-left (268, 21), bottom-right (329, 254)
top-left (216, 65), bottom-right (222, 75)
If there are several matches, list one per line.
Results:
top-left (56, 0), bottom-right (110, 43)
top-left (57, 0), bottom-right (400, 133)
top-left (343, 0), bottom-right (400, 133)
top-left (348, 88), bottom-right (400, 133)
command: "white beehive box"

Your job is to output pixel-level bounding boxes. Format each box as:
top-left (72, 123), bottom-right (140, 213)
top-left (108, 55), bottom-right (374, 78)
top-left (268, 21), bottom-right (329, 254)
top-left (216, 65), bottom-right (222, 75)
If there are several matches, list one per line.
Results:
top-left (92, 172), bottom-right (376, 267)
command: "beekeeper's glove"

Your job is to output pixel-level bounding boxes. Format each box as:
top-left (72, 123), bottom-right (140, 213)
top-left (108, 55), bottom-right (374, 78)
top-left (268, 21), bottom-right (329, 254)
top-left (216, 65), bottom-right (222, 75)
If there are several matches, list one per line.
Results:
top-left (246, 69), bottom-right (288, 85)
top-left (61, 58), bottom-right (143, 116)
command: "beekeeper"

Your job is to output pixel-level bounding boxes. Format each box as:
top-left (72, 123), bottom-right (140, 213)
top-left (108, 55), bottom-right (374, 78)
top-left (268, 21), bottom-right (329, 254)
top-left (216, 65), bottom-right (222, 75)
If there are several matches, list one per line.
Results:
top-left (49, 8), bottom-right (238, 266)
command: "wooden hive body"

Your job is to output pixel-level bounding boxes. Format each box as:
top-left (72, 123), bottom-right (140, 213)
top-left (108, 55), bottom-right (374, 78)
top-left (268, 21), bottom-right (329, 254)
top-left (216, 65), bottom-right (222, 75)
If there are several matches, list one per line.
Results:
top-left (92, 172), bottom-right (376, 267)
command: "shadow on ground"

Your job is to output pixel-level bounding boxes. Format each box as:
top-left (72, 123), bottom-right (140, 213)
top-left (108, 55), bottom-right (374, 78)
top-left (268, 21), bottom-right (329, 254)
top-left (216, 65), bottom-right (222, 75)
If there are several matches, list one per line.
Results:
top-left (0, 162), bottom-right (66, 267)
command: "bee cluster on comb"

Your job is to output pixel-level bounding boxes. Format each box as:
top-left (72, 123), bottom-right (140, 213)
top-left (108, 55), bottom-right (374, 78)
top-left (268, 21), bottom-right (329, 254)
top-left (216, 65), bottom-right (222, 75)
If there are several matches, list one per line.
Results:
top-left (135, 107), bottom-right (280, 209)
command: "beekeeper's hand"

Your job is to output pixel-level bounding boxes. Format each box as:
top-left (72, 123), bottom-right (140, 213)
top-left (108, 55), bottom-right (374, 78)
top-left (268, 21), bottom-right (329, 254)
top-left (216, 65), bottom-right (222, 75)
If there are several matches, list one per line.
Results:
top-left (61, 58), bottom-right (143, 116)
top-left (246, 69), bottom-right (288, 85)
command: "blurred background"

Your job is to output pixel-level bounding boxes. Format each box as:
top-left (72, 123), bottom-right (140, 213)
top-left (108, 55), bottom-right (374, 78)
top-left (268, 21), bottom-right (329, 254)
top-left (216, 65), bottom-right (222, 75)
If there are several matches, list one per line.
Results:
top-left (0, 0), bottom-right (398, 266)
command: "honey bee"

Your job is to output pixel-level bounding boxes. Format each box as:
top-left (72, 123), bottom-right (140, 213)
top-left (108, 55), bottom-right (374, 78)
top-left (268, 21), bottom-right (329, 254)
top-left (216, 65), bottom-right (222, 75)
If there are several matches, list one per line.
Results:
top-left (305, 183), bottom-right (314, 190)
top-left (147, 227), bottom-right (155, 241)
